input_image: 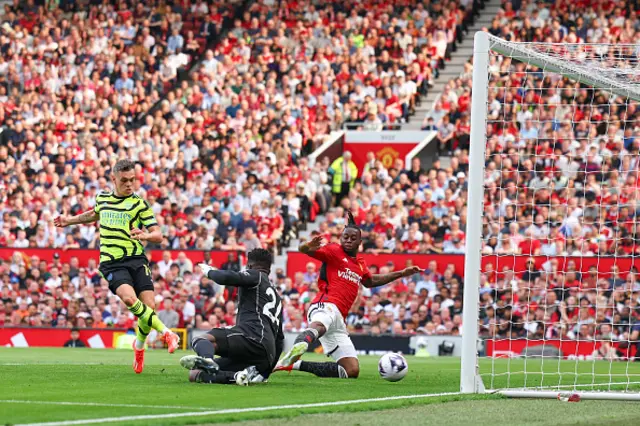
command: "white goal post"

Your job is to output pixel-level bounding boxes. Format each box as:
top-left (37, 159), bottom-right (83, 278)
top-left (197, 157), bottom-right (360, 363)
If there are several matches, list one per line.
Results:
top-left (461, 31), bottom-right (640, 400)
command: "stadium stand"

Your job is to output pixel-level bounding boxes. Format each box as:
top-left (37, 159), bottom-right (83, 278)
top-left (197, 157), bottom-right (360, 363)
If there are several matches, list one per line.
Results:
top-left (3, 0), bottom-right (638, 349)
top-left (418, 0), bottom-right (640, 343)
top-left (0, 0), bottom-right (485, 335)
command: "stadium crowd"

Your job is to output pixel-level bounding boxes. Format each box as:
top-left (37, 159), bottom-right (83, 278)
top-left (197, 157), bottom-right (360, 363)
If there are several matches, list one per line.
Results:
top-left (0, 0), bottom-right (639, 354)
top-left (416, 0), bottom-right (640, 349)
top-left (0, 0), bottom-right (482, 336)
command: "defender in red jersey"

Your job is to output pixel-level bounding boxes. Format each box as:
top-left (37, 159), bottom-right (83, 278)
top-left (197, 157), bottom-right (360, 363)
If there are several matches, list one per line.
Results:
top-left (311, 241), bottom-right (370, 318)
top-left (274, 212), bottom-right (422, 379)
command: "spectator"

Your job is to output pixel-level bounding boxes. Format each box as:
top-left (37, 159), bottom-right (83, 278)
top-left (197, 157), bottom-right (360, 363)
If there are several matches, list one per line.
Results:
top-left (329, 151), bottom-right (359, 207)
top-left (157, 251), bottom-right (174, 278)
top-left (221, 253), bottom-right (241, 272)
top-left (239, 228), bottom-right (261, 252)
top-left (63, 328), bottom-right (86, 348)
top-left (179, 289), bottom-right (196, 327)
top-left (158, 298), bottom-right (180, 330)
top-left (175, 252), bottom-right (193, 275)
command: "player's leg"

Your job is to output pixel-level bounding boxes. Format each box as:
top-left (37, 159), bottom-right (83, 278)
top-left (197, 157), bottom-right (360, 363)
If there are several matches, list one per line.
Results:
top-left (101, 263), bottom-right (167, 372)
top-left (294, 336), bottom-right (358, 378)
top-left (135, 290), bottom-right (154, 349)
top-left (277, 321), bottom-right (325, 367)
top-left (296, 322), bottom-right (327, 345)
top-left (290, 310), bottom-right (359, 378)
top-left (181, 328), bottom-right (230, 373)
top-left (106, 267), bottom-right (176, 355)
top-left (234, 359), bottom-right (272, 386)
top-left (276, 303), bottom-right (330, 369)
top-left (133, 261), bottom-right (180, 353)
top-left (185, 330), bottom-right (269, 385)
top-left (190, 357), bottom-right (251, 384)
top-left (116, 284), bottom-right (165, 332)
top-left (111, 283), bottom-right (156, 373)
top-left (227, 337), bottom-right (272, 386)
top-left (128, 289), bottom-right (153, 374)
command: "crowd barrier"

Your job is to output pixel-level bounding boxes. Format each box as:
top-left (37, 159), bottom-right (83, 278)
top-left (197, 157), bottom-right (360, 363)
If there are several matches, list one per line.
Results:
top-left (2, 249), bottom-right (637, 281)
top-left (4, 326), bottom-right (460, 357)
top-left (0, 248), bottom-right (242, 269)
top-left (486, 339), bottom-right (637, 360)
top-left (5, 327), bottom-right (634, 361)
top-left (285, 252), bottom-right (640, 280)
top-left (0, 327), bottom-right (187, 350)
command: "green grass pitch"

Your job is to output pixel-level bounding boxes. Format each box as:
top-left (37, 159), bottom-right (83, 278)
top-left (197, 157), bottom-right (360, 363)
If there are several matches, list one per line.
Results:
top-left (1, 348), bottom-right (640, 426)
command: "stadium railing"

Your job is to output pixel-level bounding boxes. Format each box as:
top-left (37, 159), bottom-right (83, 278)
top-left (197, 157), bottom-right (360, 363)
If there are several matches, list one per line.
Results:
top-left (342, 122), bottom-right (404, 131)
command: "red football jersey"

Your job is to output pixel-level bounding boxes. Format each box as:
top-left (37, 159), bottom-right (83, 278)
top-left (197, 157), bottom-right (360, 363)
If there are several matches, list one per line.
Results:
top-left (308, 243), bottom-right (371, 318)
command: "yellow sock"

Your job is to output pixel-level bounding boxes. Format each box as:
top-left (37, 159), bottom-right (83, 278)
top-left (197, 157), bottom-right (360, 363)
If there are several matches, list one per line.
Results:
top-left (127, 300), bottom-right (168, 334)
top-left (135, 318), bottom-right (151, 350)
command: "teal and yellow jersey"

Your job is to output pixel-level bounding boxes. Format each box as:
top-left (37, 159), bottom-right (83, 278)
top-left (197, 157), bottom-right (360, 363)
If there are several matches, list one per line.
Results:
top-left (94, 192), bottom-right (158, 264)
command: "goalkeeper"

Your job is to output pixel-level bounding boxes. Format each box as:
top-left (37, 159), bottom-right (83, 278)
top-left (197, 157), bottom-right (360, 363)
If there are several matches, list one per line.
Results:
top-left (180, 248), bottom-right (284, 386)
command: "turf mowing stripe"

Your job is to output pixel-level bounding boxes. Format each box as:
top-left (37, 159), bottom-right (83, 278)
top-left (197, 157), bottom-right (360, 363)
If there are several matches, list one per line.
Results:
top-left (0, 362), bottom-right (179, 366)
top-left (0, 400), bottom-right (212, 411)
top-left (16, 392), bottom-right (462, 426)
top-left (0, 363), bottom-right (107, 365)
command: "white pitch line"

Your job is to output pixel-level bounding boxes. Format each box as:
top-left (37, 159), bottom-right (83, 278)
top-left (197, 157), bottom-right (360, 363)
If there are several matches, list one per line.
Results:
top-left (0, 400), bottom-right (212, 411)
top-left (16, 392), bottom-right (462, 426)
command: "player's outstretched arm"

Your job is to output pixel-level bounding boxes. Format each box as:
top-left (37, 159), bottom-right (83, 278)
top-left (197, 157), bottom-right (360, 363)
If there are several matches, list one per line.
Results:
top-left (299, 235), bottom-right (324, 256)
top-left (363, 266), bottom-right (423, 288)
top-left (199, 264), bottom-right (260, 288)
top-left (53, 209), bottom-right (99, 227)
top-left (131, 225), bottom-right (163, 244)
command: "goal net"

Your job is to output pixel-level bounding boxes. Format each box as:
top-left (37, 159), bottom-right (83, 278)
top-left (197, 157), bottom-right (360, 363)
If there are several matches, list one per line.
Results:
top-left (461, 32), bottom-right (640, 400)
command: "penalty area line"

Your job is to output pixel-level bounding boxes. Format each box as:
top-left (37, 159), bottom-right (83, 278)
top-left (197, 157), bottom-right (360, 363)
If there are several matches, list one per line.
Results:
top-left (0, 400), bottom-right (212, 411)
top-left (16, 392), bottom-right (462, 426)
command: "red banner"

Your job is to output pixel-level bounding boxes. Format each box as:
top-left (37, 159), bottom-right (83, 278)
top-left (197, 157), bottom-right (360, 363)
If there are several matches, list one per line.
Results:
top-left (486, 339), bottom-right (637, 360)
top-left (0, 248), bottom-right (242, 268)
top-left (0, 327), bottom-right (128, 348)
top-left (344, 142), bottom-right (418, 171)
top-left (286, 252), bottom-right (640, 280)
top-left (343, 131), bottom-right (430, 172)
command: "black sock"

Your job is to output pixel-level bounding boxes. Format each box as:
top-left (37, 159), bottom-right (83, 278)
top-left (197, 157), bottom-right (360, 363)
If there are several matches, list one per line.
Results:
top-left (193, 338), bottom-right (215, 359)
top-left (294, 329), bottom-right (318, 345)
top-left (199, 370), bottom-right (238, 384)
top-left (299, 361), bottom-right (348, 378)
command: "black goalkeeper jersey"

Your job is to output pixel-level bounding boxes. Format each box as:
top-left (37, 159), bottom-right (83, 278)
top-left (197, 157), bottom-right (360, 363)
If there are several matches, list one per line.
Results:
top-left (206, 269), bottom-right (284, 357)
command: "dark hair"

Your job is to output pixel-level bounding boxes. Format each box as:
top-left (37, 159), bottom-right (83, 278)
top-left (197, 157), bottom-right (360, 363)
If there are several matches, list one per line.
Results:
top-left (343, 210), bottom-right (361, 234)
top-left (113, 159), bottom-right (135, 174)
top-left (248, 248), bottom-right (273, 268)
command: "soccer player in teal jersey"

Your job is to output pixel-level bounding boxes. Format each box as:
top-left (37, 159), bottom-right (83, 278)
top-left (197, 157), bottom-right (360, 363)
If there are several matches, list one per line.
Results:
top-left (54, 159), bottom-right (180, 373)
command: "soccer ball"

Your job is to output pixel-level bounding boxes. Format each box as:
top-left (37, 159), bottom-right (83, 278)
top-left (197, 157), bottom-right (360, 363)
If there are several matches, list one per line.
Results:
top-left (378, 353), bottom-right (408, 382)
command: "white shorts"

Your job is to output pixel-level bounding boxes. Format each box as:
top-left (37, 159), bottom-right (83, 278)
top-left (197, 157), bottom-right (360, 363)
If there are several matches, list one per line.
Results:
top-left (307, 302), bottom-right (357, 362)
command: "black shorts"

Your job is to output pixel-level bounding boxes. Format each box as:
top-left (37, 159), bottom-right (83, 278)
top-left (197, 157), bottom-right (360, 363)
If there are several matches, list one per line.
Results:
top-left (207, 327), bottom-right (272, 376)
top-left (99, 256), bottom-right (154, 296)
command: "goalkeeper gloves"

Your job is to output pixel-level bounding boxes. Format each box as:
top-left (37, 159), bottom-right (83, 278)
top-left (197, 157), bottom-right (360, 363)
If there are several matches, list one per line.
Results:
top-left (198, 263), bottom-right (217, 280)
